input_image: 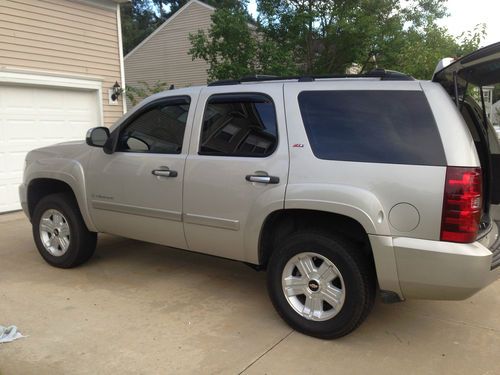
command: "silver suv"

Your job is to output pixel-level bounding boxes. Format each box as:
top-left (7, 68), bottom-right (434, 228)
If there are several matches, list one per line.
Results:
top-left (19, 43), bottom-right (500, 338)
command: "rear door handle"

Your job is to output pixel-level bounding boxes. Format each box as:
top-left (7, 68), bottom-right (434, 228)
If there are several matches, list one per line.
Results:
top-left (152, 168), bottom-right (178, 178)
top-left (245, 175), bottom-right (279, 184)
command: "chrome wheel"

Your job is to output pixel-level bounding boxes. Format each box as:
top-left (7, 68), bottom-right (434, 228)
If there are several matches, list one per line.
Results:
top-left (282, 252), bottom-right (345, 321)
top-left (39, 209), bottom-right (71, 257)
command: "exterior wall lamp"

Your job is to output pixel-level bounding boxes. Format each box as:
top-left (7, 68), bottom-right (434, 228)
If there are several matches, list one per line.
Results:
top-left (111, 81), bottom-right (123, 101)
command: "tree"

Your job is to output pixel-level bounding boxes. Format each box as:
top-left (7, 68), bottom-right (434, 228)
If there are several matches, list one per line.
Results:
top-left (121, 1), bottom-right (161, 55)
top-left (394, 23), bottom-right (486, 79)
top-left (189, 0), bottom-right (486, 81)
top-left (189, 3), bottom-right (297, 81)
top-left (153, 0), bottom-right (188, 18)
top-left (121, 0), bottom-right (245, 55)
top-left (189, 7), bottom-right (257, 80)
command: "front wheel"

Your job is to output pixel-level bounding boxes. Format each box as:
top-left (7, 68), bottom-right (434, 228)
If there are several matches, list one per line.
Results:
top-left (32, 193), bottom-right (97, 268)
top-left (267, 231), bottom-right (375, 339)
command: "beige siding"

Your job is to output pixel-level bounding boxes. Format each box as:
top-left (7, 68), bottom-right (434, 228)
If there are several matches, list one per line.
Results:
top-left (0, 0), bottom-right (125, 127)
top-left (124, 1), bottom-right (212, 106)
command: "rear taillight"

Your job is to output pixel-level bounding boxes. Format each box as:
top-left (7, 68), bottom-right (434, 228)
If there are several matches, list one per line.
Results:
top-left (441, 167), bottom-right (482, 243)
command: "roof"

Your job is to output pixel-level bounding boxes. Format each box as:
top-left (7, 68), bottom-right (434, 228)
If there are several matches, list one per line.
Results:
top-left (124, 0), bottom-right (215, 60)
top-left (120, 72), bottom-right (422, 120)
top-left (208, 70), bottom-right (414, 86)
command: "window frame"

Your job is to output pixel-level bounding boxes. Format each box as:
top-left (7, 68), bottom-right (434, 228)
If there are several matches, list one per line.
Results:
top-left (198, 92), bottom-right (279, 158)
top-left (112, 95), bottom-right (192, 155)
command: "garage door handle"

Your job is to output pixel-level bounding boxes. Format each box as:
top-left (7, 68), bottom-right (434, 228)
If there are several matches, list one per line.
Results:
top-left (152, 169), bottom-right (177, 178)
top-left (245, 175), bottom-right (279, 184)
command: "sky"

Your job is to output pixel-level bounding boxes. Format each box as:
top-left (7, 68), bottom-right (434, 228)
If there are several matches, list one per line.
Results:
top-left (247, 0), bottom-right (500, 47)
top-left (439, 0), bottom-right (500, 46)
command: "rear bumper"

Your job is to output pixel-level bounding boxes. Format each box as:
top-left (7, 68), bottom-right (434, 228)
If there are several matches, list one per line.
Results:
top-left (393, 234), bottom-right (500, 300)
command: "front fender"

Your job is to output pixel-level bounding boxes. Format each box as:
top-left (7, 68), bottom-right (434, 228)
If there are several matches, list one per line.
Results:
top-left (24, 156), bottom-right (97, 232)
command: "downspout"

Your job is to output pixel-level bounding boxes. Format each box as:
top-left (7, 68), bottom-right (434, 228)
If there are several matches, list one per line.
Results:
top-left (116, 4), bottom-right (127, 113)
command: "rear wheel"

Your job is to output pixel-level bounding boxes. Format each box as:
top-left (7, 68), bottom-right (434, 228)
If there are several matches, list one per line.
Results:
top-left (32, 193), bottom-right (97, 268)
top-left (267, 231), bottom-right (375, 339)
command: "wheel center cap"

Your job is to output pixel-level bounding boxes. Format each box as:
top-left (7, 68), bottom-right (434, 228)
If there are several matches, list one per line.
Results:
top-left (308, 279), bottom-right (320, 292)
top-left (53, 228), bottom-right (60, 236)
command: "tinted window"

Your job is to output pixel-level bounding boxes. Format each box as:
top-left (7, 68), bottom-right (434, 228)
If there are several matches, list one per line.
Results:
top-left (298, 90), bottom-right (446, 165)
top-left (200, 94), bottom-right (278, 157)
top-left (117, 98), bottom-right (190, 154)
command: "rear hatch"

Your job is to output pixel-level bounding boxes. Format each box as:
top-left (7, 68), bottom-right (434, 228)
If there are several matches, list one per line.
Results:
top-left (433, 42), bottom-right (500, 242)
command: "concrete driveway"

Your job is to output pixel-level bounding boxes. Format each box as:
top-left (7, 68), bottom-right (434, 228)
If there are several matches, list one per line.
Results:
top-left (1, 211), bottom-right (500, 375)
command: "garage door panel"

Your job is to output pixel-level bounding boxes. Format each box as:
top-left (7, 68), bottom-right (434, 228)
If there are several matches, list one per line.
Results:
top-left (4, 151), bottom-right (25, 171)
top-left (2, 120), bottom-right (41, 140)
top-left (0, 180), bottom-right (21, 212)
top-left (68, 120), bottom-right (94, 133)
top-left (0, 84), bottom-right (100, 213)
top-left (38, 110), bottom-right (67, 118)
top-left (39, 120), bottom-right (71, 138)
top-left (1, 88), bottom-right (35, 109)
top-left (0, 152), bottom-right (6, 173)
top-left (1, 141), bottom-right (45, 152)
top-left (0, 185), bottom-right (9, 211)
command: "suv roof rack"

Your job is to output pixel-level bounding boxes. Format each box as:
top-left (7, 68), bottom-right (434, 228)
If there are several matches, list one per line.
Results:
top-left (208, 69), bottom-right (414, 86)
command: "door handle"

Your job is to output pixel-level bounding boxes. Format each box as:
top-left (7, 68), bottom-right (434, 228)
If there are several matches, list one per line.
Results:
top-left (245, 175), bottom-right (279, 184)
top-left (152, 168), bottom-right (178, 178)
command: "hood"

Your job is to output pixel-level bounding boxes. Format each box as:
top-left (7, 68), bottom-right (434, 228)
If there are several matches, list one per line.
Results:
top-left (26, 140), bottom-right (89, 162)
top-left (432, 42), bottom-right (500, 94)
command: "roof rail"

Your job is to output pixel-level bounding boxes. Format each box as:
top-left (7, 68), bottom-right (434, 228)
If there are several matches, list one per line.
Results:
top-left (207, 69), bottom-right (414, 86)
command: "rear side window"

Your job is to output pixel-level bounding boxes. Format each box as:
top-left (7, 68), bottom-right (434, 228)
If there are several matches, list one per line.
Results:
top-left (199, 93), bottom-right (278, 157)
top-left (298, 90), bottom-right (446, 165)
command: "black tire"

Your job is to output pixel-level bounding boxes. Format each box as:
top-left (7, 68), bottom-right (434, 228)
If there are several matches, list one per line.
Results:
top-left (267, 231), bottom-right (375, 339)
top-left (32, 193), bottom-right (97, 268)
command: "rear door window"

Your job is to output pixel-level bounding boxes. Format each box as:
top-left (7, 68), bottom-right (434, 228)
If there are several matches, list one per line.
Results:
top-left (199, 93), bottom-right (278, 157)
top-left (298, 90), bottom-right (446, 165)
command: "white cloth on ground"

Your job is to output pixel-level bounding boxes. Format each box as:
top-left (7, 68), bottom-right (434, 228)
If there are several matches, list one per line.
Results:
top-left (0, 325), bottom-right (25, 343)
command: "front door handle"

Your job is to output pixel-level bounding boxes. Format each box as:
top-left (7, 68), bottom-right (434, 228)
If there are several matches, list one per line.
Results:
top-left (152, 168), bottom-right (178, 178)
top-left (245, 175), bottom-right (279, 184)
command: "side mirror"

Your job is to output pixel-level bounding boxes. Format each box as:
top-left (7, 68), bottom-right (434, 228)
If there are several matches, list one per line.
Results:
top-left (86, 127), bottom-right (110, 148)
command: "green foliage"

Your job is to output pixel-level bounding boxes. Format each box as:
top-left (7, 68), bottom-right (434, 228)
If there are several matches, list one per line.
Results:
top-left (121, 1), bottom-right (162, 55)
top-left (189, 3), bottom-right (298, 81)
top-left (126, 81), bottom-right (169, 106)
top-left (121, 0), bottom-right (247, 55)
top-left (189, 7), bottom-right (258, 81)
top-left (121, 0), bottom-right (191, 55)
top-left (189, 0), bottom-right (487, 81)
top-left (400, 23), bottom-right (486, 78)
top-left (393, 24), bottom-right (486, 79)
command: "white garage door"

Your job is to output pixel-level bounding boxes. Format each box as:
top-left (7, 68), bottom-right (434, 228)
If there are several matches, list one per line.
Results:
top-left (0, 84), bottom-right (100, 213)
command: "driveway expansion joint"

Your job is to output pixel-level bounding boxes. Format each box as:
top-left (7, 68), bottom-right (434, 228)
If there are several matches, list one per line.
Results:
top-left (238, 330), bottom-right (294, 374)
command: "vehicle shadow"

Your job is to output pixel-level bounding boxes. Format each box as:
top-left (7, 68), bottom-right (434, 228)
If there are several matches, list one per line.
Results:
top-left (88, 234), bottom-right (412, 334)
